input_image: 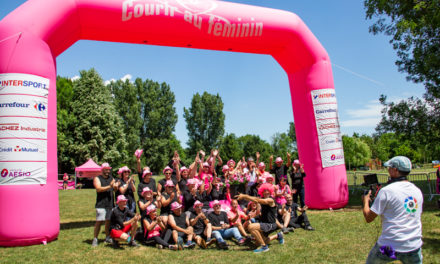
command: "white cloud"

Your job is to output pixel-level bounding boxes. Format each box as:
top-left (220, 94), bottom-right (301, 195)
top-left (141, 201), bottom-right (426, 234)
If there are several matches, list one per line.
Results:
top-left (70, 75), bottom-right (80, 81)
top-left (104, 78), bottom-right (116, 86)
top-left (341, 117), bottom-right (381, 127)
top-left (341, 100), bottom-right (382, 128)
top-left (120, 74), bottom-right (132, 82)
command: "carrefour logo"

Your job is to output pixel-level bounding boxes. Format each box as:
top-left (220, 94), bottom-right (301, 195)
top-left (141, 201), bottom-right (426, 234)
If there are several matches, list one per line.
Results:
top-left (0, 102), bottom-right (30, 108)
top-left (0, 168), bottom-right (31, 178)
top-left (34, 103), bottom-right (46, 112)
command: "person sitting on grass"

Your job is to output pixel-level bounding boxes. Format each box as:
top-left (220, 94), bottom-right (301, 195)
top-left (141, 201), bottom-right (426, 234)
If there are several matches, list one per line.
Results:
top-left (189, 201), bottom-right (215, 249)
top-left (160, 180), bottom-right (182, 224)
top-left (274, 175), bottom-right (291, 207)
top-left (236, 183), bottom-right (284, 253)
top-left (208, 200), bottom-right (246, 250)
top-left (227, 199), bottom-right (250, 238)
top-left (168, 202), bottom-right (196, 249)
top-left (276, 194), bottom-right (314, 233)
top-left (144, 204), bottom-right (177, 250)
top-left (138, 187), bottom-right (161, 239)
top-left (109, 195), bottom-right (141, 247)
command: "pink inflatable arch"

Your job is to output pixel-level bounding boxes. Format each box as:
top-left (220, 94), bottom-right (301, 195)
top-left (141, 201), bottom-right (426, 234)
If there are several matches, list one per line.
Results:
top-left (0, 0), bottom-right (348, 246)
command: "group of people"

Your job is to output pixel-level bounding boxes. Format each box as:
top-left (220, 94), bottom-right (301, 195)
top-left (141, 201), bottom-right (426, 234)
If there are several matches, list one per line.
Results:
top-left (91, 150), bottom-right (314, 253)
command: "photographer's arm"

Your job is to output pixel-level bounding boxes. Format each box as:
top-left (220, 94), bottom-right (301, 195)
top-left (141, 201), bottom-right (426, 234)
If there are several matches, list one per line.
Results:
top-left (362, 190), bottom-right (377, 223)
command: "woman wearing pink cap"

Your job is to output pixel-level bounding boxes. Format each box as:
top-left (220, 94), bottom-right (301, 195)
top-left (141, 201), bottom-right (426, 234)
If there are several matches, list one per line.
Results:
top-left (109, 195), bottom-right (141, 247)
top-left (143, 204), bottom-right (177, 250)
top-left (269, 153), bottom-right (291, 185)
top-left (175, 162), bottom-right (189, 194)
top-left (182, 178), bottom-right (204, 213)
top-left (290, 160), bottom-right (306, 208)
top-left (116, 166), bottom-right (136, 215)
top-left (274, 175), bottom-right (291, 206)
top-left (62, 173), bottom-right (69, 190)
top-left (189, 200), bottom-right (215, 249)
top-left (160, 180), bottom-right (182, 224)
top-left (138, 187), bottom-right (161, 226)
top-left (227, 199), bottom-right (250, 238)
top-left (168, 201), bottom-right (196, 249)
top-left (137, 167), bottom-right (157, 199)
top-left (158, 166), bottom-right (180, 195)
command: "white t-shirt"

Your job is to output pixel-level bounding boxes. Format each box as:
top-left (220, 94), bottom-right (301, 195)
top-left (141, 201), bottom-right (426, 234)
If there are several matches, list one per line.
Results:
top-left (371, 181), bottom-right (423, 252)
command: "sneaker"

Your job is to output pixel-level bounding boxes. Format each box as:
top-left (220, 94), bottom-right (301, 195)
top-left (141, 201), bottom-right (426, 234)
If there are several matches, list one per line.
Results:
top-left (156, 244), bottom-right (164, 249)
top-left (218, 242), bottom-right (229, 250)
top-left (206, 238), bottom-right (216, 246)
top-left (282, 227), bottom-right (289, 234)
top-left (112, 239), bottom-right (120, 248)
top-left (184, 241), bottom-right (195, 249)
top-left (105, 236), bottom-right (113, 244)
top-left (129, 240), bottom-right (140, 247)
top-left (238, 238), bottom-right (246, 245)
top-left (277, 232), bottom-right (284, 245)
top-left (305, 225), bottom-right (315, 231)
top-left (287, 227), bottom-right (295, 233)
top-left (169, 245), bottom-right (178, 250)
top-left (177, 237), bottom-right (184, 250)
top-left (91, 238), bottom-right (98, 247)
top-left (253, 245), bottom-right (270, 253)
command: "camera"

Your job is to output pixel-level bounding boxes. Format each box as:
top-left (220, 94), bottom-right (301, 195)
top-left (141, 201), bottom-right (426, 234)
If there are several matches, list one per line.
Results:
top-left (361, 173), bottom-right (381, 201)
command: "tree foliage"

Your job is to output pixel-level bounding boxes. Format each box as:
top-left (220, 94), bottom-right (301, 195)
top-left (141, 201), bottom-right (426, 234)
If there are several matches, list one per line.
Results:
top-left (184, 92), bottom-right (225, 157)
top-left (136, 78), bottom-right (179, 173)
top-left (237, 134), bottom-right (273, 163)
top-left (67, 69), bottom-right (128, 169)
top-left (342, 135), bottom-right (372, 169)
top-left (365, 0), bottom-right (440, 98)
top-left (271, 132), bottom-right (294, 159)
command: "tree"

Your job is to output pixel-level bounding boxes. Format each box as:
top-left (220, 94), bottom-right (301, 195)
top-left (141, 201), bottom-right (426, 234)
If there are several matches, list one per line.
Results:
top-left (342, 135), bottom-right (372, 170)
top-left (56, 76), bottom-right (76, 173)
top-left (184, 92), bottom-right (225, 157)
top-left (237, 134), bottom-right (273, 163)
top-left (110, 79), bottom-right (142, 160)
top-left (219, 133), bottom-right (243, 162)
top-left (271, 132), bottom-right (294, 159)
top-left (364, 0), bottom-right (440, 98)
top-left (68, 69), bottom-right (128, 169)
top-left (136, 78), bottom-right (179, 173)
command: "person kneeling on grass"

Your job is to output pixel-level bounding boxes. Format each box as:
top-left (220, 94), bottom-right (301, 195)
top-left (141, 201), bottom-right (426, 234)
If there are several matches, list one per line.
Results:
top-left (168, 201), bottom-right (196, 249)
top-left (276, 194), bottom-right (314, 233)
top-left (144, 204), bottom-right (178, 250)
top-left (189, 201), bottom-right (215, 249)
top-left (208, 200), bottom-right (246, 250)
top-left (109, 195), bottom-right (141, 247)
top-left (236, 183), bottom-right (284, 253)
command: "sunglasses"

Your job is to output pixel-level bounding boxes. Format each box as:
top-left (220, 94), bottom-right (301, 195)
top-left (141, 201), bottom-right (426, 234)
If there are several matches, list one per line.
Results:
top-left (165, 172), bottom-right (172, 175)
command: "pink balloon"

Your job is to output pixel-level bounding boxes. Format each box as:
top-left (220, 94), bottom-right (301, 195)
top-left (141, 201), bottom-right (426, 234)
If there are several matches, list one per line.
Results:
top-left (0, 0), bottom-right (348, 246)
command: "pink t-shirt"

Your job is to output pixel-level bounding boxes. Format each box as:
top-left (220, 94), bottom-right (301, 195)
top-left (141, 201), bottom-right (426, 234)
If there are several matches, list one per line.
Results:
top-left (275, 184), bottom-right (291, 205)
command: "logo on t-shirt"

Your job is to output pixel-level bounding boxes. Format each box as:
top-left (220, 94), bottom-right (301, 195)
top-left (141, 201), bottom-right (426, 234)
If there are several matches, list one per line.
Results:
top-left (403, 196), bottom-right (418, 214)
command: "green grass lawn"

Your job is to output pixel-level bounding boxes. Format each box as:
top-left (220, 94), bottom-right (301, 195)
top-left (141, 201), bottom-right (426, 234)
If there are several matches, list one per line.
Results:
top-left (1, 188), bottom-right (439, 264)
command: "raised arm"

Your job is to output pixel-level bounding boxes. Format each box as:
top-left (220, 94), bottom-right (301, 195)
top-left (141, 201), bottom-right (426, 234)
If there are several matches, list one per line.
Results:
top-left (286, 152), bottom-right (291, 167)
top-left (269, 155), bottom-right (273, 171)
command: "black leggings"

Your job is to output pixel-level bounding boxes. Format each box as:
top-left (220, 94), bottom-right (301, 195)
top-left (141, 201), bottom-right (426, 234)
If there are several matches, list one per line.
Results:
top-left (147, 229), bottom-right (172, 247)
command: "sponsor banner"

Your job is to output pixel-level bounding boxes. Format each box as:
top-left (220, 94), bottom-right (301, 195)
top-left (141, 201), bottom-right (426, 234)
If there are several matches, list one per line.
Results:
top-left (0, 116), bottom-right (47, 139)
top-left (0, 73), bottom-right (49, 97)
top-left (316, 119), bottom-right (341, 136)
top-left (313, 104), bottom-right (338, 120)
top-left (0, 138), bottom-right (47, 161)
top-left (320, 148), bottom-right (345, 168)
top-left (311, 89), bottom-right (345, 168)
top-left (311, 88), bottom-right (337, 105)
top-left (0, 162), bottom-right (47, 185)
top-left (318, 134), bottom-right (343, 152)
top-left (0, 94), bottom-right (47, 118)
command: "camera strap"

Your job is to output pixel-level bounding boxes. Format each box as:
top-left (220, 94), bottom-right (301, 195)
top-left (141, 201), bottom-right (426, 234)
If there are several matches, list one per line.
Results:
top-left (387, 176), bottom-right (407, 184)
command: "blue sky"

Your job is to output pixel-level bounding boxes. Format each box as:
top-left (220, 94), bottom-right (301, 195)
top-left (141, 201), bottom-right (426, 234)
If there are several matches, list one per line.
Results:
top-left (1, 0), bottom-right (425, 148)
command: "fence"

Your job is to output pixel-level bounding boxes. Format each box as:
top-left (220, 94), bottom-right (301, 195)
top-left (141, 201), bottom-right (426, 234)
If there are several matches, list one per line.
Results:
top-left (347, 171), bottom-right (440, 201)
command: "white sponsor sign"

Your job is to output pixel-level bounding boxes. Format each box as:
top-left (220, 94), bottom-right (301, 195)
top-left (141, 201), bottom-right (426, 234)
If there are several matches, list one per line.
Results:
top-left (311, 89), bottom-right (344, 168)
top-left (0, 73), bottom-right (48, 185)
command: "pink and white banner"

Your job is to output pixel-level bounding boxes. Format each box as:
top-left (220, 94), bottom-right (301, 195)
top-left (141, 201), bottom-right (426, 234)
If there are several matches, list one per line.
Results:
top-left (0, 73), bottom-right (48, 185)
top-left (311, 89), bottom-right (345, 168)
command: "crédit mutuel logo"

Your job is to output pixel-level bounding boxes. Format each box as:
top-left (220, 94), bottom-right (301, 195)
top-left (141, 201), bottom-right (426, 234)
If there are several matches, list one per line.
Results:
top-left (0, 145), bottom-right (39, 153)
top-left (1, 168), bottom-right (31, 178)
top-left (122, 0), bottom-right (264, 38)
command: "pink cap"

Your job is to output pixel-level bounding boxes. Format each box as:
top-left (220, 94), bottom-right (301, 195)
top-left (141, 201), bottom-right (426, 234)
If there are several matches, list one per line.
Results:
top-left (141, 187), bottom-right (152, 196)
top-left (294, 159), bottom-right (300, 165)
top-left (186, 179), bottom-right (196, 186)
top-left (180, 166), bottom-right (189, 173)
top-left (142, 168), bottom-right (152, 177)
top-left (222, 165), bottom-right (229, 172)
top-left (164, 180), bottom-right (175, 187)
top-left (258, 162), bottom-right (265, 168)
top-left (266, 175), bottom-right (274, 182)
top-left (163, 166), bottom-right (173, 174)
top-left (193, 200), bottom-right (203, 209)
top-left (227, 159), bottom-right (235, 167)
top-left (275, 157), bottom-right (283, 163)
top-left (258, 177), bottom-right (265, 183)
top-left (116, 195), bottom-right (128, 204)
top-left (101, 162), bottom-right (111, 170)
top-left (146, 204), bottom-right (156, 215)
top-left (171, 202), bottom-right (182, 211)
top-left (202, 162), bottom-right (210, 167)
top-left (212, 200), bottom-right (220, 207)
top-left (117, 168), bottom-right (123, 175)
top-left (134, 149), bottom-right (143, 158)
top-left (241, 162), bottom-right (247, 168)
top-left (121, 166), bottom-right (131, 173)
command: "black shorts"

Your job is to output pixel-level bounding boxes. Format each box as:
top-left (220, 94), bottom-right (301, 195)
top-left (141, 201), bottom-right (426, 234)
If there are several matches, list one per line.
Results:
top-left (260, 222), bottom-right (277, 235)
top-left (194, 228), bottom-right (204, 237)
top-left (63, 180), bottom-right (68, 185)
top-left (177, 231), bottom-right (185, 237)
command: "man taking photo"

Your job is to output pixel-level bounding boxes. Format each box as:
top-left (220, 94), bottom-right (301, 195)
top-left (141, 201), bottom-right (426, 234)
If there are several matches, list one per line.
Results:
top-left (362, 156), bottom-right (423, 264)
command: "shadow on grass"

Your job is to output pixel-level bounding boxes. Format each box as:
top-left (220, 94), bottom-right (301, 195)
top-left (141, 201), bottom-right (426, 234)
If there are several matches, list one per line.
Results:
top-left (422, 237), bottom-right (440, 253)
top-left (61, 220), bottom-right (95, 230)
